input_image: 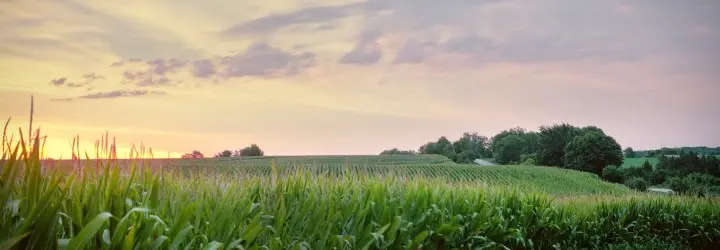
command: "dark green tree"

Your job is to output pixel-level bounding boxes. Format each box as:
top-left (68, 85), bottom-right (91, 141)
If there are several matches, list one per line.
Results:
top-left (490, 127), bottom-right (527, 155)
top-left (536, 123), bottom-right (583, 167)
top-left (601, 166), bottom-right (625, 183)
top-left (563, 131), bottom-right (624, 176)
top-left (624, 147), bottom-right (636, 158)
top-left (492, 134), bottom-right (526, 165)
top-left (238, 144), bottom-right (264, 157)
top-left (419, 136), bottom-right (456, 161)
top-left (452, 132), bottom-right (491, 163)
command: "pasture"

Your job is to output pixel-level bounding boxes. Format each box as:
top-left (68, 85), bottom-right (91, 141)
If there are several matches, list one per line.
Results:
top-left (621, 157), bottom-right (659, 169)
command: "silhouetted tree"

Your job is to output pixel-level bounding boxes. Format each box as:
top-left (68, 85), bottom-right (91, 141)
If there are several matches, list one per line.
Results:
top-left (379, 148), bottom-right (417, 155)
top-left (563, 131), bottom-right (624, 176)
top-left (624, 147), bottom-right (636, 158)
top-left (182, 150), bottom-right (204, 159)
top-left (238, 144), bottom-right (264, 157)
top-left (214, 150), bottom-right (233, 158)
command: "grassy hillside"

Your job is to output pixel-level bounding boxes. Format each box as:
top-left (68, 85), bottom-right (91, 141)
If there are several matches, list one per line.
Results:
top-left (164, 155), bottom-right (629, 196)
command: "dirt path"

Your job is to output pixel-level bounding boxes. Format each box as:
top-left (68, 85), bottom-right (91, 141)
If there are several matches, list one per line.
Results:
top-left (648, 187), bottom-right (675, 194)
top-left (474, 159), bottom-right (497, 166)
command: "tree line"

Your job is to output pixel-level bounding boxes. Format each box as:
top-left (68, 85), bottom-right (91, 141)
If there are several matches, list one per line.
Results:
top-left (381, 123), bottom-right (625, 176)
top-left (624, 146), bottom-right (720, 158)
top-left (602, 151), bottom-right (720, 196)
top-left (182, 144), bottom-right (265, 159)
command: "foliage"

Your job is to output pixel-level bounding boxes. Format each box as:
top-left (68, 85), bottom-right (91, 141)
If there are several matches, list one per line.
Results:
top-left (489, 127), bottom-right (527, 154)
top-left (669, 173), bottom-right (720, 197)
top-left (489, 128), bottom-right (539, 164)
top-left (379, 148), bottom-right (417, 155)
top-left (418, 136), bottom-right (456, 161)
top-left (624, 147), bottom-right (636, 158)
top-left (181, 150), bottom-right (204, 159)
top-left (563, 131), bottom-right (624, 176)
top-left (536, 123), bottom-right (583, 167)
top-left (451, 132), bottom-right (491, 163)
top-left (656, 152), bottom-right (720, 178)
top-left (238, 144), bottom-right (264, 157)
top-left (602, 166), bottom-right (625, 184)
top-left (214, 149), bottom-right (233, 157)
top-left (519, 153), bottom-right (537, 166)
top-left (645, 146), bottom-right (720, 157)
top-left (624, 177), bottom-right (649, 191)
top-left (492, 134), bottom-right (526, 165)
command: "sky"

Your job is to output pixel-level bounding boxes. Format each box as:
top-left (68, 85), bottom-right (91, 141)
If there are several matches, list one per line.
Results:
top-left (0, 0), bottom-right (719, 159)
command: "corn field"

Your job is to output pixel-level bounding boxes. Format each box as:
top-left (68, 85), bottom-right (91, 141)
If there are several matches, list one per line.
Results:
top-left (2, 130), bottom-right (720, 249)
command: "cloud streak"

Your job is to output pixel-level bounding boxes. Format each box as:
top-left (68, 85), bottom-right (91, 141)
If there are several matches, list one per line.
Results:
top-left (51, 89), bottom-right (168, 101)
top-left (49, 73), bottom-right (106, 88)
top-left (95, 41), bottom-right (317, 87)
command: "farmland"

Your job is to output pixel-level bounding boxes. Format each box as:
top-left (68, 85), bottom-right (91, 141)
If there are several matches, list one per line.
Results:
top-left (3, 135), bottom-right (720, 249)
top-left (621, 157), bottom-right (659, 169)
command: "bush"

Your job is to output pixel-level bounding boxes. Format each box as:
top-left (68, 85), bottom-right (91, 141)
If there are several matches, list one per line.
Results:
top-left (708, 186), bottom-right (720, 196)
top-left (601, 166), bottom-right (625, 184)
top-left (519, 153), bottom-right (537, 166)
top-left (648, 169), bottom-right (667, 186)
top-left (666, 177), bottom-right (689, 194)
top-left (625, 177), bottom-right (649, 191)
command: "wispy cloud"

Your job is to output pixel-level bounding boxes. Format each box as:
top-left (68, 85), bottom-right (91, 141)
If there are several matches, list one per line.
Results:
top-left (51, 89), bottom-right (168, 101)
top-left (65, 41), bottom-right (316, 87)
top-left (48, 73), bottom-right (106, 88)
top-left (339, 30), bottom-right (383, 65)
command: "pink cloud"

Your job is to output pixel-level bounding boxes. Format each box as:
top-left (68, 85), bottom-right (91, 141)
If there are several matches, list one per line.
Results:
top-left (613, 4), bottom-right (634, 15)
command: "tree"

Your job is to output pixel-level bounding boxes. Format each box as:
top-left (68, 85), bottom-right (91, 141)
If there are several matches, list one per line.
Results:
top-left (182, 150), bottom-right (204, 159)
top-left (490, 127), bottom-right (527, 155)
top-left (419, 136), bottom-right (456, 161)
top-left (563, 131), bottom-right (624, 176)
top-left (238, 144), bottom-right (264, 157)
top-left (452, 132), bottom-right (491, 163)
top-left (536, 123), bottom-right (583, 167)
top-left (379, 148), bottom-right (417, 155)
top-left (624, 147), bottom-right (636, 158)
top-left (492, 134), bottom-right (526, 165)
top-left (215, 150), bottom-right (233, 158)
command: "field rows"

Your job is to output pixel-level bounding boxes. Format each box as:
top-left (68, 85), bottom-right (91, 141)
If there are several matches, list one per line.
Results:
top-left (169, 163), bottom-right (631, 196)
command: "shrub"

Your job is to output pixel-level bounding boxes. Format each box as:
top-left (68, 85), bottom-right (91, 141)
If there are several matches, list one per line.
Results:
top-left (625, 177), bottom-right (649, 191)
top-left (519, 153), bottom-right (537, 165)
top-left (602, 165), bottom-right (625, 184)
top-left (666, 177), bottom-right (689, 194)
top-left (648, 169), bottom-right (667, 186)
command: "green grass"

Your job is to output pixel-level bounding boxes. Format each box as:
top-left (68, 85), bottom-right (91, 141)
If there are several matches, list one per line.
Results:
top-left (621, 157), bottom-right (659, 169)
top-left (3, 128), bottom-right (720, 249)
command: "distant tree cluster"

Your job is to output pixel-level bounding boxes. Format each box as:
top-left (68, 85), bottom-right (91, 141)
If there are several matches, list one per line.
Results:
top-left (641, 147), bottom-right (720, 157)
top-left (379, 148), bottom-right (417, 155)
top-left (181, 150), bottom-right (204, 159)
top-left (602, 152), bottom-right (720, 196)
top-left (400, 123), bottom-right (624, 177)
top-left (488, 123), bottom-right (623, 176)
top-left (184, 144), bottom-right (266, 159)
top-left (416, 132), bottom-right (492, 164)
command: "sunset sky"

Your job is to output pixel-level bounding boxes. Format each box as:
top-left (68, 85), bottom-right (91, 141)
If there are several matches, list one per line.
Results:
top-left (1, 0), bottom-right (718, 159)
